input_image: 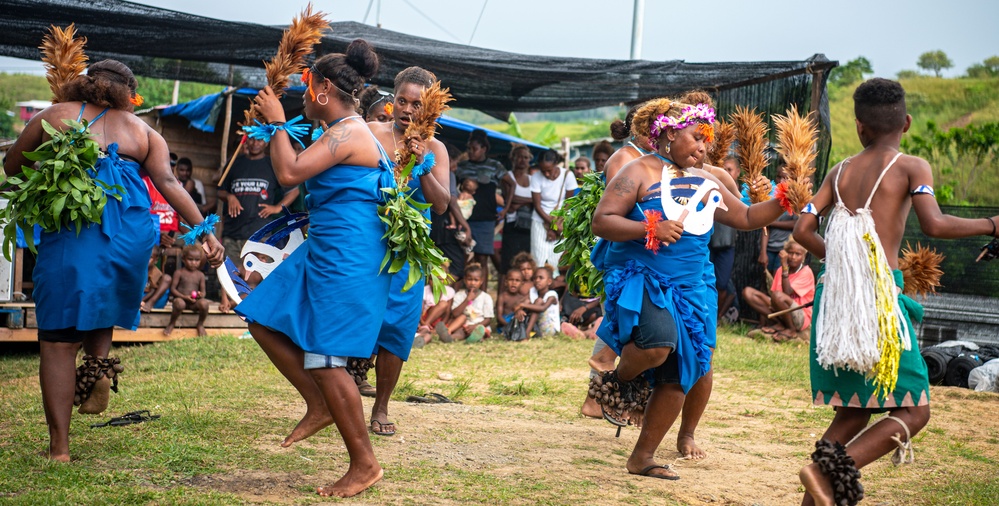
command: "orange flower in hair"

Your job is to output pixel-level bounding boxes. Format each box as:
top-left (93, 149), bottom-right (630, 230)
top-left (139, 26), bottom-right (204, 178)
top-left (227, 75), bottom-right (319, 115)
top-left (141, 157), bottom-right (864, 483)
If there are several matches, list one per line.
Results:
top-left (696, 122), bottom-right (715, 144)
top-left (130, 93), bottom-right (144, 107)
top-left (301, 68), bottom-right (317, 101)
top-left (384, 102), bottom-right (394, 115)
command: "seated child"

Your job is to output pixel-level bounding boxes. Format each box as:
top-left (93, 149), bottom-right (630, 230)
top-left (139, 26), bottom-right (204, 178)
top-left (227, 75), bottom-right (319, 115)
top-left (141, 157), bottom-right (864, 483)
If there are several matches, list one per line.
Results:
top-left (457, 178), bottom-right (478, 220)
top-left (496, 268), bottom-right (528, 339)
top-left (164, 245), bottom-right (211, 337)
top-left (743, 237), bottom-right (815, 341)
top-left (440, 262), bottom-right (494, 343)
top-left (141, 246), bottom-right (172, 312)
top-left (417, 280), bottom-right (456, 345)
top-left (560, 291), bottom-right (602, 340)
top-left (511, 251), bottom-right (536, 298)
top-left (516, 265), bottom-right (560, 338)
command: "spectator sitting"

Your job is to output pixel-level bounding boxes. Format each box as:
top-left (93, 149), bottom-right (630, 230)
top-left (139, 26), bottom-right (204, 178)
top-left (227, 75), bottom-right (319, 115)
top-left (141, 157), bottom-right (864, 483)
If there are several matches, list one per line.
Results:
top-left (511, 251), bottom-right (536, 298)
top-left (743, 237), bottom-right (815, 341)
top-left (140, 246), bottom-right (171, 312)
top-left (559, 290), bottom-right (602, 340)
top-left (164, 245), bottom-right (211, 337)
top-left (418, 279), bottom-right (456, 345)
top-left (438, 263), bottom-right (494, 343)
top-left (516, 264), bottom-right (560, 338)
top-left (496, 267), bottom-right (528, 339)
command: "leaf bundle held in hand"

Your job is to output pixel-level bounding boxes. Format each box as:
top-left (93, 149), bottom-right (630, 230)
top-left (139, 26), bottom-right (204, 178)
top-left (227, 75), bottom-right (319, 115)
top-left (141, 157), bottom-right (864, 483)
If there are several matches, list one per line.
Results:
top-left (773, 104), bottom-right (818, 213)
top-left (245, 4), bottom-right (329, 125)
top-left (1, 119), bottom-right (124, 260)
top-left (553, 171), bottom-right (605, 298)
top-left (732, 106), bottom-right (770, 203)
top-left (899, 242), bottom-right (945, 297)
top-left (40, 24), bottom-right (88, 104)
top-left (378, 158), bottom-right (451, 303)
top-left (395, 81), bottom-right (453, 181)
top-left (707, 120), bottom-right (735, 167)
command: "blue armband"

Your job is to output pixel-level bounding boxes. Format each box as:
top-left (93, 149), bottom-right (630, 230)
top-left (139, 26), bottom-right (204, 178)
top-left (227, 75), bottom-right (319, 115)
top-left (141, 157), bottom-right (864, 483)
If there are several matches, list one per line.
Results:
top-left (311, 125), bottom-right (324, 142)
top-left (801, 203), bottom-right (819, 216)
top-left (177, 214), bottom-right (220, 245)
top-left (243, 115), bottom-right (310, 149)
top-left (910, 185), bottom-right (935, 197)
top-left (411, 151), bottom-right (436, 178)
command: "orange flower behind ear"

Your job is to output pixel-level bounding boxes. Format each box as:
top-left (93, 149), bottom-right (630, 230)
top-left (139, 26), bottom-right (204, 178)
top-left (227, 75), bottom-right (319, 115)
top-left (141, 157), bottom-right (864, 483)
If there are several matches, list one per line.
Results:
top-left (130, 93), bottom-right (144, 107)
top-left (696, 122), bottom-right (715, 144)
top-left (384, 102), bottom-right (394, 115)
top-left (301, 69), bottom-right (317, 101)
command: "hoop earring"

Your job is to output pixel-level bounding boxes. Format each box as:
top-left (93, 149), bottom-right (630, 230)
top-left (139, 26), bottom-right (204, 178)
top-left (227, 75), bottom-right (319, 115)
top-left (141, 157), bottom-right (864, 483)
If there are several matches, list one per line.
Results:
top-left (316, 93), bottom-right (329, 106)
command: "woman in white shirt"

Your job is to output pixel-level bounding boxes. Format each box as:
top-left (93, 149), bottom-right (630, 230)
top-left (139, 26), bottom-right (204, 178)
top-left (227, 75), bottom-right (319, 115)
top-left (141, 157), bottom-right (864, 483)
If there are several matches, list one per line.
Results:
top-left (529, 149), bottom-right (578, 273)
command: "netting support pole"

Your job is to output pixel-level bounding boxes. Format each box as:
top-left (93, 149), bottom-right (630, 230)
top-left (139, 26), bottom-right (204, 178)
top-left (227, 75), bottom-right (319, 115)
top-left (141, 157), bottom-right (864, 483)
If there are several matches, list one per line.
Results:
top-left (630, 0), bottom-right (645, 59)
top-left (809, 69), bottom-right (825, 115)
top-left (219, 87), bottom-right (235, 172)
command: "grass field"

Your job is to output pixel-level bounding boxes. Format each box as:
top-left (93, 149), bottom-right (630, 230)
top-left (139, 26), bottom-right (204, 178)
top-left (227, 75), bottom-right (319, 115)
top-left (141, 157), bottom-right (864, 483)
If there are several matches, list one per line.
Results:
top-left (2, 328), bottom-right (997, 505)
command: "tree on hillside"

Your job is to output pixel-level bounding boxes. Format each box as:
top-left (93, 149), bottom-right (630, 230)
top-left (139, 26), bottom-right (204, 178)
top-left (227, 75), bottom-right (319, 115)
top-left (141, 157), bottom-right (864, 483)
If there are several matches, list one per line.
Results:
top-left (965, 56), bottom-right (999, 78)
top-left (829, 56), bottom-right (873, 87)
top-left (985, 56), bottom-right (999, 74)
top-left (901, 121), bottom-right (999, 204)
top-left (917, 50), bottom-right (953, 77)
top-left (897, 70), bottom-right (921, 80)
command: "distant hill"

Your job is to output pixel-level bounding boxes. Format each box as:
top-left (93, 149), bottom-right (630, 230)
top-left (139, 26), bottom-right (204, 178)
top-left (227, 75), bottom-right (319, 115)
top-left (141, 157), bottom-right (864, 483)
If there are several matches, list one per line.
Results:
top-left (829, 76), bottom-right (999, 162)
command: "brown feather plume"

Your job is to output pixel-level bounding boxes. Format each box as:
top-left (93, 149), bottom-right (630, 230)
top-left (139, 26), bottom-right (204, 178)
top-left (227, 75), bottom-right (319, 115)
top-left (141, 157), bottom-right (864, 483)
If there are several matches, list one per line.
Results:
top-left (707, 119), bottom-right (735, 166)
top-left (773, 104), bottom-right (819, 213)
top-left (396, 81), bottom-right (454, 179)
top-left (245, 4), bottom-right (329, 124)
top-left (40, 24), bottom-right (88, 104)
top-left (899, 242), bottom-right (945, 297)
top-left (731, 106), bottom-right (770, 203)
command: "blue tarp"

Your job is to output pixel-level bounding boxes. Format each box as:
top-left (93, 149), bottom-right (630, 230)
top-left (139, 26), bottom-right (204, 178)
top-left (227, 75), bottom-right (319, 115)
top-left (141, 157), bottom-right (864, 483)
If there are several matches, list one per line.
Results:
top-left (159, 88), bottom-right (548, 152)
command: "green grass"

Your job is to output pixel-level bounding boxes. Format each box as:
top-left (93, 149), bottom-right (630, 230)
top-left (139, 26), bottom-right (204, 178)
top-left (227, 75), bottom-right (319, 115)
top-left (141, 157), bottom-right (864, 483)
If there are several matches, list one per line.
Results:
top-left (2, 328), bottom-right (999, 505)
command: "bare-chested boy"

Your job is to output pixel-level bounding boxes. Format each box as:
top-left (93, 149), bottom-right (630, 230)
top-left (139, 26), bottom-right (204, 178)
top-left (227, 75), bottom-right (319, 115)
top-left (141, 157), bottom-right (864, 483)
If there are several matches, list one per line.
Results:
top-left (495, 268), bottom-right (528, 338)
top-left (140, 246), bottom-right (171, 312)
top-left (793, 78), bottom-right (999, 506)
top-left (164, 245), bottom-right (210, 336)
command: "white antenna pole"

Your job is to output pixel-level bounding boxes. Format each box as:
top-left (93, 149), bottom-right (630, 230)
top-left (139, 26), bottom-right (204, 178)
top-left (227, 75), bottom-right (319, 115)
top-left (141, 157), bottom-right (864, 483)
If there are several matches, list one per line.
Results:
top-left (630, 0), bottom-right (645, 60)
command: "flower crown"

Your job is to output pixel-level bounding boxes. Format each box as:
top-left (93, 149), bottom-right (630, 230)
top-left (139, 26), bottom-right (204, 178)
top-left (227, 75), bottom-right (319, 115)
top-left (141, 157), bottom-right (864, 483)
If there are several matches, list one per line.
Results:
top-left (650, 103), bottom-right (716, 146)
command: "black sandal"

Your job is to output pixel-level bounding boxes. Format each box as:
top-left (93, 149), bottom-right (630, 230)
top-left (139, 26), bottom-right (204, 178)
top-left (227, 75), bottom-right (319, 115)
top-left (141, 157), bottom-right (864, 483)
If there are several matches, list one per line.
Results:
top-left (90, 410), bottom-right (160, 428)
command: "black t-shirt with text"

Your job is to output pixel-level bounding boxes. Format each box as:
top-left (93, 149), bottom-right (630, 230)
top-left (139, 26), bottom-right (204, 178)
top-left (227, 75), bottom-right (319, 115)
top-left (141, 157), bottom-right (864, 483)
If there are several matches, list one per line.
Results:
top-left (219, 156), bottom-right (287, 241)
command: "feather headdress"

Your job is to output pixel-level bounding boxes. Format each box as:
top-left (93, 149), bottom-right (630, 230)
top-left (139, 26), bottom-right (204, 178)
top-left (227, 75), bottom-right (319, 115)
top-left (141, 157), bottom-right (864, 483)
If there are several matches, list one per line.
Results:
top-left (773, 104), bottom-right (818, 214)
top-left (899, 242), bottom-right (945, 297)
top-left (395, 80), bottom-right (454, 179)
top-left (732, 106), bottom-right (770, 203)
top-left (40, 24), bottom-right (88, 104)
top-left (244, 4), bottom-right (330, 125)
top-left (707, 119), bottom-right (735, 167)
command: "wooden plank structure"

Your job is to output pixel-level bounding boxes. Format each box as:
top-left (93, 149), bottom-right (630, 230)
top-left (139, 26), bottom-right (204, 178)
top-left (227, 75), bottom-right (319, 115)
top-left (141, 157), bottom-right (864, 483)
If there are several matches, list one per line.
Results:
top-left (0, 302), bottom-right (247, 343)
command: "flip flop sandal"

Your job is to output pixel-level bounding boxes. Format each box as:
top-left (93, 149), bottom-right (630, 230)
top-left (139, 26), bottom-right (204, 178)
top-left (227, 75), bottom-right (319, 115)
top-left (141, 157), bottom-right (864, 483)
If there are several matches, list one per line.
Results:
top-left (370, 419), bottom-right (396, 436)
top-left (426, 393), bottom-right (461, 404)
top-left (357, 380), bottom-right (377, 398)
top-left (90, 410), bottom-right (160, 428)
top-left (405, 395), bottom-right (433, 403)
top-left (630, 464), bottom-right (680, 481)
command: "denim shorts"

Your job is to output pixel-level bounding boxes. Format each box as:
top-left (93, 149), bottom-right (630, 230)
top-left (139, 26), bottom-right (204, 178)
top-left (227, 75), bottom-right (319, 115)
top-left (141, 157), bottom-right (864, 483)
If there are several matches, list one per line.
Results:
top-left (630, 291), bottom-right (681, 385)
top-left (303, 352), bottom-right (348, 370)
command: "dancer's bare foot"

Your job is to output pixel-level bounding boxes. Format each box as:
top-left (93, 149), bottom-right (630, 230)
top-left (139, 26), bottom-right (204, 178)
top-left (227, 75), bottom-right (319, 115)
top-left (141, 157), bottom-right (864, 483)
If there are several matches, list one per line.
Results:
top-left (281, 409), bottom-right (334, 448)
top-left (162, 324), bottom-right (174, 336)
top-left (580, 394), bottom-right (602, 418)
top-left (317, 465), bottom-right (383, 498)
top-left (196, 324), bottom-right (207, 337)
top-left (39, 450), bottom-right (71, 463)
top-left (588, 348), bottom-right (616, 373)
top-left (78, 376), bottom-right (110, 415)
top-left (628, 407), bottom-right (644, 428)
top-left (677, 434), bottom-right (706, 460)
top-left (799, 463), bottom-right (834, 506)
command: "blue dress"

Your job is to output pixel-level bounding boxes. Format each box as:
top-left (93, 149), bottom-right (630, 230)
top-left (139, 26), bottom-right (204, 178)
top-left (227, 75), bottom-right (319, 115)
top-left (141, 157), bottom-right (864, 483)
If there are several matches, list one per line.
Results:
top-left (592, 188), bottom-right (714, 394)
top-left (235, 127), bottom-right (395, 358)
top-left (33, 107), bottom-right (157, 331)
top-left (372, 173), bottom-right (428, 361)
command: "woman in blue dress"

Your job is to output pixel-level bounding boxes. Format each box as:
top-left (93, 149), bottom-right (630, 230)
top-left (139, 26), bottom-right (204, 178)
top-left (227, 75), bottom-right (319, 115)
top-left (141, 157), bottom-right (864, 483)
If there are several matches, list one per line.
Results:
top-left (3, 60), bottom-right (225, 462)
top-left (591, 91), bottom-right (784, 480)
top-left (235, 40), bottom-right (392, 498)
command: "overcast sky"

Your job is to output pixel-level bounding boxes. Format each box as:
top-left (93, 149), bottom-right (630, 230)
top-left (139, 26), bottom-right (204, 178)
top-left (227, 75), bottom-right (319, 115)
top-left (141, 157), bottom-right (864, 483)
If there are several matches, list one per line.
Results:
top-left (2, 0), bottom-right (997, 79)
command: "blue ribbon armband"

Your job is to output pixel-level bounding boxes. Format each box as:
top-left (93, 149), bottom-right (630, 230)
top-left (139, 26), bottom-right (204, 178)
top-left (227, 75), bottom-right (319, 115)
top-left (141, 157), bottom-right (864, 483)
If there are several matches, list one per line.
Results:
top-left (910, 185), bottom-right (935, 197)
top-left (411, 151), bottom-right (436, 178)
top-left (243, 115), bottom-right (311, 149)
top-left (801, 202), bottom-right (819, 215)
top-left (178, 213), bottom-right (220, 245)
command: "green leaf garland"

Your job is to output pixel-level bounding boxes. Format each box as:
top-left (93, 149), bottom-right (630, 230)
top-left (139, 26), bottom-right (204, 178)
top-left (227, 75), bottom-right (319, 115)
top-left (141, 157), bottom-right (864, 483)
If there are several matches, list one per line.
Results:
top-left (1, 118), bottom-right (124, 260)
top-left (552, 171), bottom-right (605, 298)
top-left (377, 155), bottom-right (450, 303)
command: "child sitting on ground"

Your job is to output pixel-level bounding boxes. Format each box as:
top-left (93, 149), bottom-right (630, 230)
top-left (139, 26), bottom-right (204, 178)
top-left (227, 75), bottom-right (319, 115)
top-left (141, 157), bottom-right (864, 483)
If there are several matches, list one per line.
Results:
top-left (496, 267), bottom-right (529, 339)
top-left (440, 262), bottom-right (494, 343)
top-left (164, 245), bottom-right (211, 337)
top-left (417, 279), bottom-right (456, 345)
top-left (511, 251), bottom-right (536, 298)
top-left (560, 290), bottom-right (602, 340)
top-left (515, 264), bottom-right (560, 338)
top-left (140, 246), bottom-right (172, 312)
top-left (743, 237), bottom-right (815, 341)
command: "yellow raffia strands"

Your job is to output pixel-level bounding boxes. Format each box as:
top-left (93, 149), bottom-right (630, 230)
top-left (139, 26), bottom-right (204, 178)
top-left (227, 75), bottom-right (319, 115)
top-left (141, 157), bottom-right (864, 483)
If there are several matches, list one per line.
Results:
top-left (863, 232), bottom-right (902, 399)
